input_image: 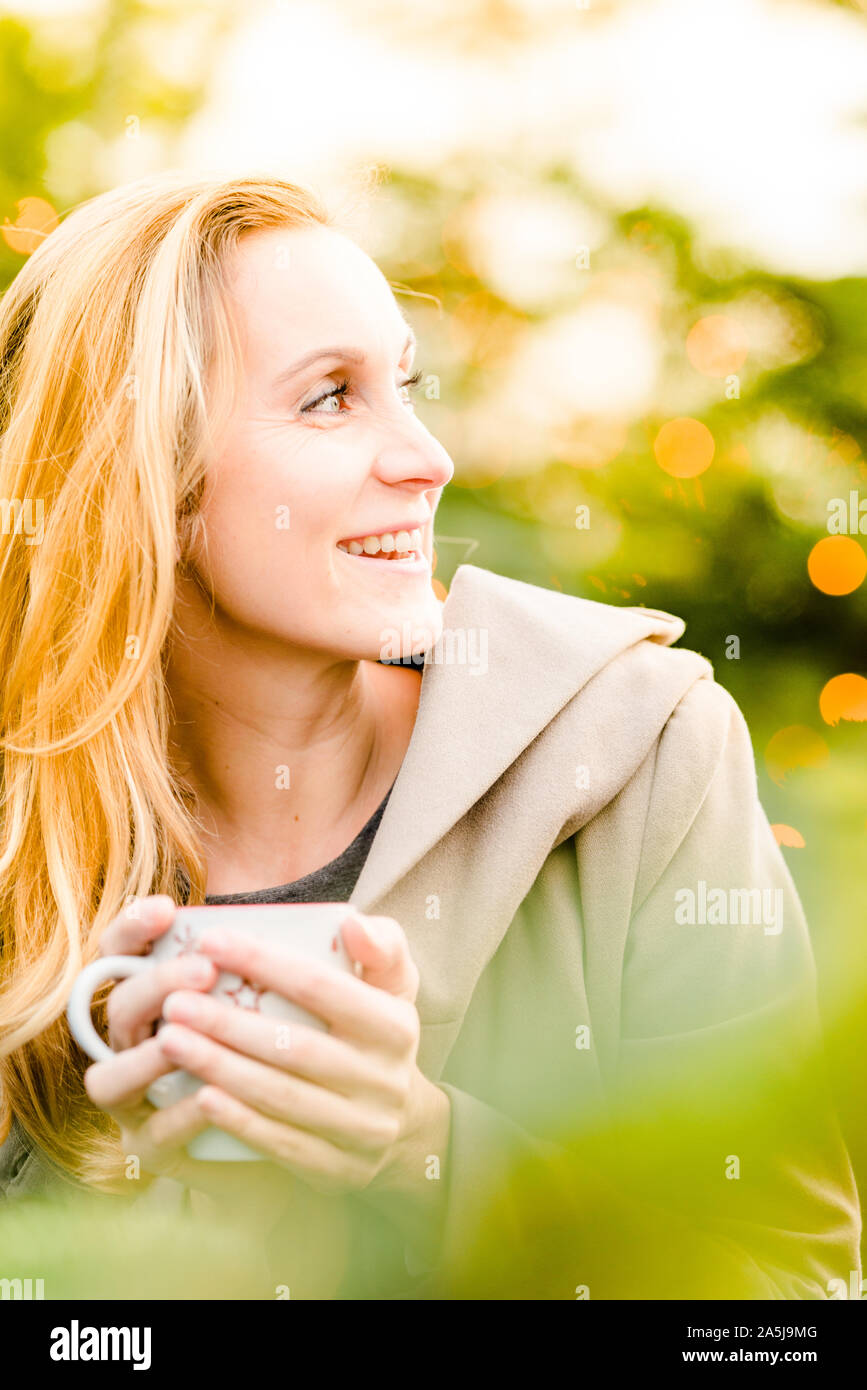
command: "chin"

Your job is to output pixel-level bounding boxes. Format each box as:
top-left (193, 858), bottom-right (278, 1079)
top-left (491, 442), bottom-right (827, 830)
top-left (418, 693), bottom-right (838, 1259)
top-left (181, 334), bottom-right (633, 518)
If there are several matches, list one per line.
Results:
top-left (368, 592), bottom-right (445, 664)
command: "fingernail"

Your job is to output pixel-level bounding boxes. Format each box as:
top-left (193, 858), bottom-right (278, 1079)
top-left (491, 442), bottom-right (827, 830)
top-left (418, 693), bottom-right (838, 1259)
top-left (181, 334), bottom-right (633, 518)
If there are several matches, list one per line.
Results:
top-left (360, 917), bottom-right (388, 949)
top-left (198, 1086), bottom-right (225, 1117)
top-left (159, 1025), bottom-right (191, 1057)
top-left (141, 897), bottom-right (174, 924)
top-left (164, 991), bottom-right (203, 1021)
top-left (180, 956), bottom-right (213, 983)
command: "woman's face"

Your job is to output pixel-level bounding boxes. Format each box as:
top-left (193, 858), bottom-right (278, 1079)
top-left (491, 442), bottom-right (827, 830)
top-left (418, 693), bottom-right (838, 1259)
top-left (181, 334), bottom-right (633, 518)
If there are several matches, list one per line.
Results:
top-left (186, 223), bottom-right (454, 661)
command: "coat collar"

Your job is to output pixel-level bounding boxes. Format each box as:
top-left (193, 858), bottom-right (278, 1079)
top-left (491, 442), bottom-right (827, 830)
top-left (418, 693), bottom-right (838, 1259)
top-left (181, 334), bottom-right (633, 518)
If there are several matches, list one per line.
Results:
top-left (350, 564), bottom-right (685, 912)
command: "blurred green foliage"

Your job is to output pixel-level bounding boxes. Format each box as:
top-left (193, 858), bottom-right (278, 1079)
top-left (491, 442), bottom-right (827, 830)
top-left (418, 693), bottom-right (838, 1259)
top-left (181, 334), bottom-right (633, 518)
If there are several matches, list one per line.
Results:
top-left (0, 1193), bottom-right (270, 1299)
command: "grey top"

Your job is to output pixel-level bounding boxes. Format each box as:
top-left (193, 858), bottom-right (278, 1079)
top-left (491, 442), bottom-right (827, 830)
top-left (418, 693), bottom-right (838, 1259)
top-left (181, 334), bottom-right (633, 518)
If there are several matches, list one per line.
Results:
top-left (0, 785), bottom-right (393, 1203)
top-left (203, 784), bottom-right (393, 905)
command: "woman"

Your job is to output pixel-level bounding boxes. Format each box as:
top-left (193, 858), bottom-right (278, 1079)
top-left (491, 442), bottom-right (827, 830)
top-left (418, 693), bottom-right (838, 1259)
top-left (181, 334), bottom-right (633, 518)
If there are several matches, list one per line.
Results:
top-left (0, 172), bottom-right (859, 1299)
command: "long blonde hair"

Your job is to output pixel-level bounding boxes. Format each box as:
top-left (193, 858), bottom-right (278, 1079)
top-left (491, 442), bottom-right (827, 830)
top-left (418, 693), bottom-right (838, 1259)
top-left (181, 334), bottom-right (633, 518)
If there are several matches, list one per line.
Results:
top-left (0, 172), bottom-right (330, 1189)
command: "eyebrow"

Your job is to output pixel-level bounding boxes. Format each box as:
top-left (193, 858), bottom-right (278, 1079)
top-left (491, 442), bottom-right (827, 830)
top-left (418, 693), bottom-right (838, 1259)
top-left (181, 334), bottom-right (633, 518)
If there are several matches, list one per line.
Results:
top-left (270, 328), bottom-right (416, 391)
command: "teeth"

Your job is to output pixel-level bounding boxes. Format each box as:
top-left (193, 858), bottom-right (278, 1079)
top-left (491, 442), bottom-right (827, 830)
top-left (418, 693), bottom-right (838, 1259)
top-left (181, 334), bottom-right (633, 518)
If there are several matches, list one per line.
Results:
top-left (338, 526), bottom-right (426, 557)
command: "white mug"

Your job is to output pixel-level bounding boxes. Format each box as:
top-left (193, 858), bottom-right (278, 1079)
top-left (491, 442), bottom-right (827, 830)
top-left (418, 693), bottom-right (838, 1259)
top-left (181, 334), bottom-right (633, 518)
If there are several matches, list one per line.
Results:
top-left (67, 903), bottom-right (356, 1161)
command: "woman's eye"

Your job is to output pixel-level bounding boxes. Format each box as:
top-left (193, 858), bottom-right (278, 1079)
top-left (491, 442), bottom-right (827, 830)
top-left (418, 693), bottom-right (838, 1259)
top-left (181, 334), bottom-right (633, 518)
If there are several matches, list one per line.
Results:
top-left (400, 368), bottom-right (423, 406)
top-left (301, 380), bottom-right (350, 415)
top-left (301, 369), bottom-right (423, 416)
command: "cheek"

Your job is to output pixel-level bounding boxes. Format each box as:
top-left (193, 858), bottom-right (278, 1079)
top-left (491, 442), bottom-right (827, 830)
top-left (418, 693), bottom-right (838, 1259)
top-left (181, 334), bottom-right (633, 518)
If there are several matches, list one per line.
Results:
top-left (189, 431), bottom-right (445, 658)
top-left (192, 436), bottom-right (341, 621)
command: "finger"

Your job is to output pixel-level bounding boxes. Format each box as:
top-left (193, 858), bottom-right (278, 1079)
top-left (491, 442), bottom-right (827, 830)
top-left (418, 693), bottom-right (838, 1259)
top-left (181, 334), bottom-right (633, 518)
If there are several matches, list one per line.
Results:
top-left (157, 1023), bottom-right (402, 1156)
top-left (338, 913), bottom-right (420, 1001)
top-left (193, 1086), bottom-right (373, 1192)
top-left (106, 952), bottom-right (219, 1051)
top-left (84, 1035), bottom-right (178, 1117)
top-left (162, 989), bottom-right (402, 1102)
top-left (194, 929), bottom-right (420, 1052)
top-left (129, 1089), bottom-right (215, 1178)
top-left (98, 895), bottom-right (178, 958)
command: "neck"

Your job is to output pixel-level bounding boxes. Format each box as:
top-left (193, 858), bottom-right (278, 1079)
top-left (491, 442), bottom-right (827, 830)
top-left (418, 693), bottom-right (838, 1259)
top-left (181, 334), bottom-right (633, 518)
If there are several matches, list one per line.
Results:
top-left (165, 582), bottom-right (421, 894)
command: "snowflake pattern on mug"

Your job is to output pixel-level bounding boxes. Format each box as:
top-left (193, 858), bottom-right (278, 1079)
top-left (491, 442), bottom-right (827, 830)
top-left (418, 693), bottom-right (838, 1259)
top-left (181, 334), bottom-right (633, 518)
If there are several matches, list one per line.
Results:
top-left (223, 978), bottom-right (266, 1012)
top-left (171, 921), bottom-right (200, 957)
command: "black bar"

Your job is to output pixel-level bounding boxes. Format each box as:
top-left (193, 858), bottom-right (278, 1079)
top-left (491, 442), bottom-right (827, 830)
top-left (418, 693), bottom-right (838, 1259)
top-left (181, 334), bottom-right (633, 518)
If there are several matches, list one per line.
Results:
top-left (3, 1297), bottom-right (861, 1374)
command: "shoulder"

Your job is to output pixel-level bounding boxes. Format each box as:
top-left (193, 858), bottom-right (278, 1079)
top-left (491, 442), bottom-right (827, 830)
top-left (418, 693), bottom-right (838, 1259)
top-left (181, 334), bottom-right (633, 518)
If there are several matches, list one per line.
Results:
top-left (438, 564), bottom-right (710, 705)
top-left (443, 563), bottom-right (689, 652)
top-left (0, 1115), bottom-right (78, 1203)
top-left (420, 565), bottom-right (729, 784)
top-left (0, 1115), bottom-right (38, 1198)
top-left (655, 668), bottom-right (755, 783)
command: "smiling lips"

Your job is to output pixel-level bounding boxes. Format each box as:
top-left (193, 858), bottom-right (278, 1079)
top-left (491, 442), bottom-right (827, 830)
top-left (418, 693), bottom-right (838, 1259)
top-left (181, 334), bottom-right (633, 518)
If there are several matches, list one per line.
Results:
top-left (337, 526), bottom-right (425, 560)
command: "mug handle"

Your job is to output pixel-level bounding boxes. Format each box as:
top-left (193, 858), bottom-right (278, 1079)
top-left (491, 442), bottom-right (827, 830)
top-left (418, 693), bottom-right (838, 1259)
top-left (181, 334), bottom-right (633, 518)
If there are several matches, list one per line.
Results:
top-left (67, 955), bottom-right (153, 1064)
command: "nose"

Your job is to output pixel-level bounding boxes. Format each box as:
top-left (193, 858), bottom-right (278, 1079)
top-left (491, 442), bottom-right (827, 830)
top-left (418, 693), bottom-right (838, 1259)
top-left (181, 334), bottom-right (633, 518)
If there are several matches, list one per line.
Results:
top-left (371, 415), bottom-right (454, 493)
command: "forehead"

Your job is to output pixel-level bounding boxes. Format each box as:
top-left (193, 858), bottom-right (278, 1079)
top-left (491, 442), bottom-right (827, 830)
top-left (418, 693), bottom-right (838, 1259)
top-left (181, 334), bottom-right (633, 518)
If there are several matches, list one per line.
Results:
top-left (223, 224), bottom-right (408, 365)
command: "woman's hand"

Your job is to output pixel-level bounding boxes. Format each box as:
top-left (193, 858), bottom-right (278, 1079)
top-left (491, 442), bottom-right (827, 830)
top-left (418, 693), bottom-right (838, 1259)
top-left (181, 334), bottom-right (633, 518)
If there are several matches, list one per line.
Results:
top-left (153, 912), bottom-right (451, 1232)
top-left (82, 895), bottom-right (224, 1182)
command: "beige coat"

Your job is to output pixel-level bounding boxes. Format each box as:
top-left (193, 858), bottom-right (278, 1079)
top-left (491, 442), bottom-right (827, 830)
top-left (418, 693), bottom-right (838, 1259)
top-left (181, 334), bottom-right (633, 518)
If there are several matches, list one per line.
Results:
top-left (346, 563), bottom-right (861, 1295)
top-left (2, 563), bottom-right (861, 1297)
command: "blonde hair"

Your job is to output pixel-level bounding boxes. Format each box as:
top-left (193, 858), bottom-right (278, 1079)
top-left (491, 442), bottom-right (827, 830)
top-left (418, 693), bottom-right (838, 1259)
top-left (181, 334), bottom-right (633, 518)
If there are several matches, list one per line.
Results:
top-left (0, 172), bottom-right (330, 1189)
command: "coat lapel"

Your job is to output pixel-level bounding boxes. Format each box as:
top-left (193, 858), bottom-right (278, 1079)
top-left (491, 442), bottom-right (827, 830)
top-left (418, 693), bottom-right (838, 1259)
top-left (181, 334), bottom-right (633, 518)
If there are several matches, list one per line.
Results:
top-left (350, 564), bottom-right (685, 914)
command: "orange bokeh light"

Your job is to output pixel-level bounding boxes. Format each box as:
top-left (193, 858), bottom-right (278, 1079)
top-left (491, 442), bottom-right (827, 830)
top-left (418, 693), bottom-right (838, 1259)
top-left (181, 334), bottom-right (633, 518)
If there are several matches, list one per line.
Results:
top-left (686, 315), bottom-right (748, 377)
top-left (1, 196), bottom-right (58, 255)
top-left (819, 673), bottom-right (867, 726)
top-left (771, 824), bottom-right (806, 848)
top-left (764, 725), bottom-right (830, 786)
top-left (653, 417), bottom-right (715, 478)
top-left (807, 536), bottom-right (867, 595)
top-left (432, 578), bottom-right (448, 601)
